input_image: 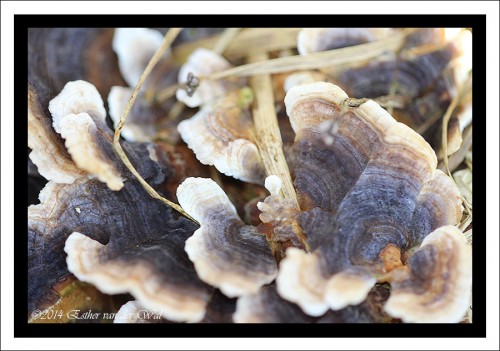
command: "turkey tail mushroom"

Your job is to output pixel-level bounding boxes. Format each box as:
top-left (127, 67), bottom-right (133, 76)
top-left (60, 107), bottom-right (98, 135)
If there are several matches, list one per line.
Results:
top-left (276, 82), bottom-right (466, 322)
top-left (177, 177), bottom-right (278, 297)
top-left (297, 28), bottom-right (393, 55)
top-left (384, 226), bottom-right (472, 323)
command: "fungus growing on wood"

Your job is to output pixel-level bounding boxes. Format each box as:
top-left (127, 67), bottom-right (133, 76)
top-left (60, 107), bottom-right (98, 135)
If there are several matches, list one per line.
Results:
top-left (27, 27), bottom-right (474, 326)
top-left (274, 82), bottom-right (468, 322)
top-left (30, 154), bottom-right (213, 322)
top-left (293, 28), bottom-right (473, 158)
top-left (29, 80), bottom-right (215, 322)
top-left (49, 80), bottom-right (124, 190)
top-left (112, 28), bottom-right (165, 87)
top-left (234, 284), bottom-right (396, 323)
top-left (177, 89), bottom-right (265, 184)
top-left (176, 48), bottom-right (246, 107)
top-left (384, 226), bottom-right (472, 323)
top-left (114, 290), bottom-right (236, 323)
top-left (177, 177), bottom-right (277, 297)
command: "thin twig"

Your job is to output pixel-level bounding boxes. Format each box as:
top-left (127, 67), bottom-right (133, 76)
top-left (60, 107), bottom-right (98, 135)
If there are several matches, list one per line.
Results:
top-left (152, 83), bottom-right (184, 105)
top-left (112, 27), bottom-right (199, 224)
top-left (166, 100), bottom-right (185, 121)
top-left (248, 53), bottom-right (298, 206)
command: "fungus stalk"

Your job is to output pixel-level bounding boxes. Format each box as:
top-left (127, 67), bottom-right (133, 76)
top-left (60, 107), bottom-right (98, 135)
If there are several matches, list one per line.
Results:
top-left (247, 52), bottom-right (308, 251)
top-left (112, 27), bottom-right (198, 224)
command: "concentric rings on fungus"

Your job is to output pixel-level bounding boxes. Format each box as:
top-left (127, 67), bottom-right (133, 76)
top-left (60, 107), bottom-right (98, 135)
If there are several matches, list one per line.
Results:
top-left (274, 82), bottom-right (469, 322)
top-left (292, 28), bottom-right (472, 154)
top-left (234, 284), bottom-right (396, 323)
top-left (29, 144), bottom-right (214, 322)
top-left (27, 28), bottom-right (472, 325)
top-left (297, 28), bottom-right (393, 55)
top-left (177, 177), bottom-right (278, 297)
top-left (27, 28), bottom-right (126, 185)
top-left (27, 137), bottom-right (188, 318)
top-left (175, 48), bottom-right (265, 184)
top-left (177, 89), bottom-right (265, 184)
top-left (383, 226), bottom-right (472, 323)
top-left (28, 80), bottom-right (216, 322)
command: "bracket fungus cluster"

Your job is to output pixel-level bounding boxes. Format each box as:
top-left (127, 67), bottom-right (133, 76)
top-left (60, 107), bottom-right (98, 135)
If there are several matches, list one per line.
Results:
top-left (28, 27), bottom-right (473, 324)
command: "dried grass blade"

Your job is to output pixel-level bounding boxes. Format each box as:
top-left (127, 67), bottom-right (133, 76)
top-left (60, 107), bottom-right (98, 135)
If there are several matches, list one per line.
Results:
top-left (112, 27), bottom-right (199, 224)
top-left (206, 29), bottom-right (416, 80)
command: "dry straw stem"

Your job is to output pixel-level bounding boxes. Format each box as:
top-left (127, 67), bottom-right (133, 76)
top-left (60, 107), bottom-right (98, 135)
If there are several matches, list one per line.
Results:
top-left (203, 29), bottom-right (416, 80)
top-left (248, 52), bottom-right (299, 208)
top-left (416, 109), bottom-right (446, 135)
top-left (438, 124), bottom-right (472, 173)
top-left (459, 214), bottom-right (473, 235)
top-left (443, 123), bottom-right (472, 231)
top-left (213, 28), bottom-right (242, 55)
top-left (462, 228), bottom-right (472, 245)
top-left (171, 28), bottom-right (300, 63)
top-left (153, 84), bottom-right (182, 104)
top-left (248, 52), bottom-right (309, 251)
top-left (416, 63), bottom-right (472, 136)
top-left (112, 27), bottom-right (199, 224)
top-left (440, 75), bottom-right (472, 215)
